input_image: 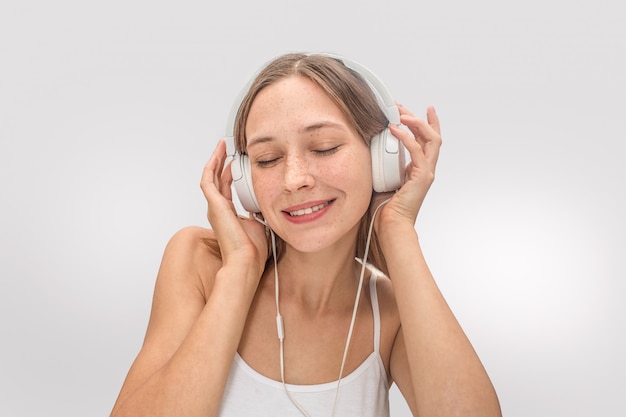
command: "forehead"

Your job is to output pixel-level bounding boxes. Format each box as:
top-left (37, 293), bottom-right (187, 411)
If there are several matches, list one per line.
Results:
top-left (245, 76), bottom-right (348, 136)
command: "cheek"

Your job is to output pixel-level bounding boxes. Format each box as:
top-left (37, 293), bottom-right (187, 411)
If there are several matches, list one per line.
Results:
top-left (321, 145), bottom-right (372, 186)
top-left (250, 171), bottom-right (278, 205)
top-left (344, 149), bottom-right (373, 189)
top-left (326, 151), bottom-right (374, 213)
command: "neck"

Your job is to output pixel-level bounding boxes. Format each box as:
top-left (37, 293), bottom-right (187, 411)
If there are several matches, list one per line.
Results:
top-left (275, 243), bottom-right (360, 315)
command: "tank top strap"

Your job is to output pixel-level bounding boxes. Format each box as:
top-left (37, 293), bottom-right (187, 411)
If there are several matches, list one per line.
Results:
top-left (368, 271), bottom-right (381, 354)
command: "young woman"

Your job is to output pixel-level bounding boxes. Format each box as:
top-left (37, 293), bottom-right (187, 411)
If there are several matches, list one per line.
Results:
top-left (110, 53), bottom-right (501, 417)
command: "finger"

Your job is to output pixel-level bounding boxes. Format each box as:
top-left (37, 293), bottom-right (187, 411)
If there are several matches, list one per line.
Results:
top-left (201, 142), bottom-right (233, 214)
top-left (200, 154), bottom-right (217, 197)
top-left (396, 102), bottom-right (415, 117)
top-left (396, 105), bottom-right (434, 153)
top-left (399, 114), bottom-right (437, 146)
top-left (399, 114), bottom-right (442, 168)
top-left (389, 124), bottom-right (428, 167)
top-left (423, 107), bottom-right (442, 168)
top-left (397, 104), bottom-right (433, 148)
top-left (201, 141), bottom-right (226, 191)
top-left (214, 142), bottom-right (227, 188)
top-left (397, 103), bottom-right (440, 135)
top-left (426, 105), bottom-right (441, 135)
top-left (397, 105), bottom-right (440, 141)
top-left (202, 165), bottom-right (238, 233)
top-left (220, 159), bottom-right (234, 201)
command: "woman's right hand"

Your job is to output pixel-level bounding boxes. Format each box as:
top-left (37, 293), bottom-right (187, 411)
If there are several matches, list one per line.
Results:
top-left (200, 140), bottom-right (269, 278)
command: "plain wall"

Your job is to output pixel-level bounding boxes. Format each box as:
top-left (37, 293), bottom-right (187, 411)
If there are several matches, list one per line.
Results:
top-left (1, 1), bottom-right (624, 416)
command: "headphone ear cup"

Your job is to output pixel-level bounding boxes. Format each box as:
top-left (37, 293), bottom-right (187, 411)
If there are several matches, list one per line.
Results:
top-left (231, 153), bottom-right (262, 213)
top-left (370, 128), bottom-right (406, 192)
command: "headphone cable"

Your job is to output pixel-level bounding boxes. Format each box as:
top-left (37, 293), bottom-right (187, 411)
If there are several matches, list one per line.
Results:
top-left (266, 197), bottom-right (391, 416)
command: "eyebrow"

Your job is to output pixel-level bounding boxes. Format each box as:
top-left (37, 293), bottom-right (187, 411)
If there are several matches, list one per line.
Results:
top-left (247, 121), bottom-right (347, 149)
top-left (300, 120), bottom-right (347, 134)
top-left (246, 136), bottom-right (274, 149)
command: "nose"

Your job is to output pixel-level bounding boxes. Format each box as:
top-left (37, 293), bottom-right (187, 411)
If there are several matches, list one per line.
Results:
top-left (281, 153), bottom-right (314, 192)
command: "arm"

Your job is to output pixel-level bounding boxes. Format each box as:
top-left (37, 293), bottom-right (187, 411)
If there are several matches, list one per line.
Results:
top-left (379, 106), bottom-right (501, 417)
top-left (384, 226), bottom-right (500, 417)
top-left (110, 228), bottom-right (259, 417)
top-left (111, 141), bottom-right (268, 417)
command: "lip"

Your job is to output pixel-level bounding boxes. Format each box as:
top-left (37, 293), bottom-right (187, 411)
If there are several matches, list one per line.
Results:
top-left (282, 199), bottom-right (335, 224)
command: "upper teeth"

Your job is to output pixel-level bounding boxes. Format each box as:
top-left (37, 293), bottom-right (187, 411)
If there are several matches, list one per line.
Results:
top-left (288, 201), bottom-right (330, 217)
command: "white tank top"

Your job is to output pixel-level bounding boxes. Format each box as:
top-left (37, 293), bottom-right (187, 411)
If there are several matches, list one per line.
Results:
top-left (218, 273), bottom-right (390, 416)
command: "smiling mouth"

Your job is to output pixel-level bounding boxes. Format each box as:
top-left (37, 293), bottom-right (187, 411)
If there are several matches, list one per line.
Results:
top-left (286, 200), bottom-right (333, 217)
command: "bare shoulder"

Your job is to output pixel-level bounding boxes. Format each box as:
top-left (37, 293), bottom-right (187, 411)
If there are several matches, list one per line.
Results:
top-left (145, 225), bottom-right (224, 344)
top-left (160, 226), bottom-right (222, 299)
top-left (164, 225), bottom-right (218, 259)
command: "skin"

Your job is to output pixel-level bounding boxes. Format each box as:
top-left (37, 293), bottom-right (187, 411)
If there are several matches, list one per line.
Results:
top-left (110, 75), bottom-right (502, 417)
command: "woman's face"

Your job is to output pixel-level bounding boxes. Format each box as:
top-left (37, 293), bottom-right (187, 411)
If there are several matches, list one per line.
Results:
top-left (245, 75), bottom-right (373, 254)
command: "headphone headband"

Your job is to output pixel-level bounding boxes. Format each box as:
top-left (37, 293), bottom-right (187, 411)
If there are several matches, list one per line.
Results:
top-left (318, 53), bottom-right (400, 125)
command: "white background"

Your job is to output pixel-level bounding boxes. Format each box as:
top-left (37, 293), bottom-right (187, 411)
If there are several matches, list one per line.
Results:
top-left (1, 1), bottom-right (624, 416)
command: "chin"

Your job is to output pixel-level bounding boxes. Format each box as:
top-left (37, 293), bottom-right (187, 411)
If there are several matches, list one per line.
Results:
top-left (279, 225), bottom-right (361, 256)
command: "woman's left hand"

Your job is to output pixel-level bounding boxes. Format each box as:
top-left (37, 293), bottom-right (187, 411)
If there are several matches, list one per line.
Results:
top-left (373, 104), bottom-right (442, 233)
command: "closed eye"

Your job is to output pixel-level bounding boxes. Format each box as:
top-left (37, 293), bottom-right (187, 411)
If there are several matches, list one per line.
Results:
top-left (253, 145), bottom-right (340, 167)
top-left (314, 146), bottom-right (340, 156)
top-left (255, 157), bottom-right (281, 167)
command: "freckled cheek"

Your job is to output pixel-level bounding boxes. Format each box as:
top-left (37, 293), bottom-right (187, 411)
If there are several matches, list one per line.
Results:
top-left (319, 166), bottom-right (356, 189)
top-left (340, 152), bottom-right (373, 187)
top-left (251, 173), bottom-right (280, 207)
top-left (318, 157), bottom-right (372, 205)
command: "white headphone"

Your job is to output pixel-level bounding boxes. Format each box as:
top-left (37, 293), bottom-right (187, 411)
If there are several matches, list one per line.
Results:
top-left (226, 53), bottom-right (406, 214)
